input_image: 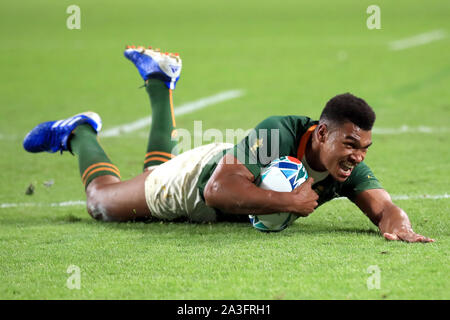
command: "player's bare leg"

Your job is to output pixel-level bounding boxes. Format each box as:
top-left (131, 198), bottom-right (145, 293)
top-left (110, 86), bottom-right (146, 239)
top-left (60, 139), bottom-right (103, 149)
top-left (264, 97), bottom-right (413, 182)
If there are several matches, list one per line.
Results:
top-left (23, 45), bottom-right (182, 222)
top-left (80, 45), bottom-right (182, 221)
top-left (23, 112), bottom-right (153, 222)
top-left (85, 171), bottom-right (153, 221)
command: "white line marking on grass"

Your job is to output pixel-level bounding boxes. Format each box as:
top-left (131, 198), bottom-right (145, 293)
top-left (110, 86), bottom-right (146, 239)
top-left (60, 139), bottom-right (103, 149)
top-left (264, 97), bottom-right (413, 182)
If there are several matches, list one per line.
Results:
top-left (2, 194), bottom-right (449, 209)
top-left (0, 133), bottom-right (20, 141)
top-left (100, 89), bottom-right (245, 138)
top-left (389, 29), bottom-right (447, 51)
top-left (391, 194), bottom-right (450, 201)
top-left (333, 194), bottom-right (450, 201)
top-left (373, 126), bottom-right (449, 135)
top-left (1, 200), bottom-right (86, 209)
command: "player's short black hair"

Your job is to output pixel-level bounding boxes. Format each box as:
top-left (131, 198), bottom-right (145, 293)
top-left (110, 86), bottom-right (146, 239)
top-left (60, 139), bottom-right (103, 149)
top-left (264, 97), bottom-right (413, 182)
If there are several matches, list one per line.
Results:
top-left (319, 93), bottom-right (376, 131)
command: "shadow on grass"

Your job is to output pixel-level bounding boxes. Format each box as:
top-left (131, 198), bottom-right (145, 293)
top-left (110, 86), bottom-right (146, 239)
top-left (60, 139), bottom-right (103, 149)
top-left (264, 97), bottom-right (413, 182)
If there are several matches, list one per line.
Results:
top-left (297, 226), bottom-right (379, 237)
top-left (2, 209), bottom-right (379, 239)
top-left (94, 217), bottom-right (380, 239)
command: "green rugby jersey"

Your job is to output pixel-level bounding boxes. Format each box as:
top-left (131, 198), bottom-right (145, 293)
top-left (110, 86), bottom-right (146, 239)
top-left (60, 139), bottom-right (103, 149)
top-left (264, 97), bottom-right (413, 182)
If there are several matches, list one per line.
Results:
top-left (197, 115), bottom-right (382, 211)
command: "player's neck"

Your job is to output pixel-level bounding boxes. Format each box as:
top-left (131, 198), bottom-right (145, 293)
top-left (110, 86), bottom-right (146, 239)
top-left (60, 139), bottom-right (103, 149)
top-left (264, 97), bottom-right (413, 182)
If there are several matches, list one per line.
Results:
top-left (306, 133), bottom-right (327, 172)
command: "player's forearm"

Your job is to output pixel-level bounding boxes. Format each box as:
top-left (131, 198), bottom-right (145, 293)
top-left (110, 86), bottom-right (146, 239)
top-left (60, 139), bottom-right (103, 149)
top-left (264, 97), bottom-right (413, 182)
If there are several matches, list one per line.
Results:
top-left (204, 175), bottom-right (291, 215)
top-left (354, 189), bottom-right (433, 242)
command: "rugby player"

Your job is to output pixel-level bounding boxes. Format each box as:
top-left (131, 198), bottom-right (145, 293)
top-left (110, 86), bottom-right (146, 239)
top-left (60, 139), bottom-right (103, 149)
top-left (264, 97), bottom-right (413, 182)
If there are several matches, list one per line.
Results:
top-left (23, 46), bottom-right (434, 243)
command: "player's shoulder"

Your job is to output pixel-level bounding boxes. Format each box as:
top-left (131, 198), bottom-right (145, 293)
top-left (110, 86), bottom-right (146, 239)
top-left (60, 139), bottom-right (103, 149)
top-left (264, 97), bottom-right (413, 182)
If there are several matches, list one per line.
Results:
top-left (259, 115), bottom-right (317, 131)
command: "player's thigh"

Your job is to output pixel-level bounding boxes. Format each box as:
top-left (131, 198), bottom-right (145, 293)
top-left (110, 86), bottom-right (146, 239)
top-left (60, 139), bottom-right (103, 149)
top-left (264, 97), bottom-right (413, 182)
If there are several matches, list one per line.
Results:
top-left (145, 143), bottom-right (233, 222)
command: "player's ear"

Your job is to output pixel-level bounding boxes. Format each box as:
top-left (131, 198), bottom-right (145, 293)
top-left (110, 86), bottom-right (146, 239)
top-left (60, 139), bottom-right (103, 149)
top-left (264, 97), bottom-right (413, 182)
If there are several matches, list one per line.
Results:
top-left (317, 123), bottom-right (328, 143)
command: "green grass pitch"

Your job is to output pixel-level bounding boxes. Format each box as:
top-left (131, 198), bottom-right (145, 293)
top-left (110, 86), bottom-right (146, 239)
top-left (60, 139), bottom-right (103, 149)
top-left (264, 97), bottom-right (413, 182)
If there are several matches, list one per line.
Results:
top-left (0, 0), bottom-right (449, 299)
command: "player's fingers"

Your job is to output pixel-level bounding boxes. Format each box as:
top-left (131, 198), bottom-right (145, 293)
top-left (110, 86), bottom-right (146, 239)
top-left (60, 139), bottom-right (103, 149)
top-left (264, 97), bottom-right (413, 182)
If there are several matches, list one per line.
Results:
top-left (410, 235), bottom-right (424, 243)
top-left (416, 234), bottom-right (435, 243)
top-left (398, 232), bottom-right (429, 243)
top-left (393, 231), bottom-right (435, 243)
top-left (383, 233), bottom-right (399, 241)
top-left (309, 188), bottom-right (319, 199)
top-left (396, 232), bottom-right (416, 243)
top-left (306, 177), bottom-right (314, 185)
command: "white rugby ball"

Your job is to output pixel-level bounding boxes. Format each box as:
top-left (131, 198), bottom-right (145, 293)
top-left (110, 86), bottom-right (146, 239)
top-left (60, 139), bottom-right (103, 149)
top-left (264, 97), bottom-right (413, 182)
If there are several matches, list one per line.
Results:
top-left (249, 156), bottom-right (308, 232)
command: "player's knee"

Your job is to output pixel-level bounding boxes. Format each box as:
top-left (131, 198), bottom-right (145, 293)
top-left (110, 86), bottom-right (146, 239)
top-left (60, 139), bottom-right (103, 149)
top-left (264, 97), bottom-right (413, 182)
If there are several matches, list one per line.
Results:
top-left (85, 187), bottom-right (114, 222)
top-left (86, 201), bottom-right (113, 222)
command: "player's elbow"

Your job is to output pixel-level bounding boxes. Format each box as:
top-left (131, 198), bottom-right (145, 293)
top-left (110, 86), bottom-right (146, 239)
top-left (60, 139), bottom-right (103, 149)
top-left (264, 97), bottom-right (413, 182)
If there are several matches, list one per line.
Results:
top-left (203, 155), bottom-right (255, 213)
top-left (203, 178), bottom-right (223, 209)
top-left (204, 176), bottom-right (249, 214)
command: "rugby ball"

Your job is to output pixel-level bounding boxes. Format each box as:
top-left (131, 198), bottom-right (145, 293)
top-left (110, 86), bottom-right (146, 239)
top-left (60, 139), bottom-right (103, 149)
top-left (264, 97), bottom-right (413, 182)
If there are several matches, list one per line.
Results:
top-left (249, 156), bottom-right (308, 232)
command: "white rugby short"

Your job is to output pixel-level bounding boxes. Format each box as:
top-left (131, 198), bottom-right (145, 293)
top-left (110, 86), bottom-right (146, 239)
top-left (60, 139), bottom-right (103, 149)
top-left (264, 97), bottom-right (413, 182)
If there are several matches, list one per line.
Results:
top-left (144, 143), bottom-right (233, 222)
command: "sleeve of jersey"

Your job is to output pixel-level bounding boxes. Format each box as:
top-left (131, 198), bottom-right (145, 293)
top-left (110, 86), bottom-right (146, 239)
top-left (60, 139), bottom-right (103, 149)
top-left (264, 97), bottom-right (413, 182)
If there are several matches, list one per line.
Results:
top-left (339, 162), bottom-right (383, 200)
top-left (226, 116), bottom-right (296, 180)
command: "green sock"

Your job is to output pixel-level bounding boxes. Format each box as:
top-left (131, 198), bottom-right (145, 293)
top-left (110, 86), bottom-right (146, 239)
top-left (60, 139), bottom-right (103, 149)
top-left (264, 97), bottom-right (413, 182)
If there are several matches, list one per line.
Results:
top-left (69, 124), bottom-right (120, 188)
top-left (144, 79), bottom-right (178, 170)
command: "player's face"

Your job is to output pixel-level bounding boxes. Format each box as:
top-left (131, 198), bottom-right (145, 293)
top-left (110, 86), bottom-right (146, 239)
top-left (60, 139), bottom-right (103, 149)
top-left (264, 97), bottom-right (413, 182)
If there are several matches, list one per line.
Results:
top-left (321, 122), bottom-right (372, 182)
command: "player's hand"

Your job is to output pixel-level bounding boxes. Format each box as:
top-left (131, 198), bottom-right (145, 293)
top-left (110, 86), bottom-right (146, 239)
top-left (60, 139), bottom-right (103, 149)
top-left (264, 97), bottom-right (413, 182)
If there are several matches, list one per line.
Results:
top-left (378, 206), bottom-right (435, 243)
top-left (381, 219), bottom-right (435, 243)
top-left (355, 189), bottom-right (435, 243)
top-left (289, 177), bottom-right (319, 216)
top-left (383, 229), bottom-right (435, 243)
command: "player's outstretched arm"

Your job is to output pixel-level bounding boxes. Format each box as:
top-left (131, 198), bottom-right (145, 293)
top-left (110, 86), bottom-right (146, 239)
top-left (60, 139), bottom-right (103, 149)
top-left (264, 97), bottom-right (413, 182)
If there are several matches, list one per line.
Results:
top-left (204, 154), bottom-right (318, 216)
top-left (354, 189), bottom-right (435, 243)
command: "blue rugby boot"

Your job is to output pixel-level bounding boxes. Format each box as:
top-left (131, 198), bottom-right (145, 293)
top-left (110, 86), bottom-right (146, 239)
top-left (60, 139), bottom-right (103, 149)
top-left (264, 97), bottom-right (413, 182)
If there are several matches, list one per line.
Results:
top-left (23, 111), bottom-right (102, 153)
top-left (124, 45), bottom-right (182, 90)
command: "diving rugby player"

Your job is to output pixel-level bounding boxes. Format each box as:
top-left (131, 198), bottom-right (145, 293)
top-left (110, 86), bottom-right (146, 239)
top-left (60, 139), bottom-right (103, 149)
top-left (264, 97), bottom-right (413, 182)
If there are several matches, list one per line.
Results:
top-left (23, 46), bottom-right (434, 243)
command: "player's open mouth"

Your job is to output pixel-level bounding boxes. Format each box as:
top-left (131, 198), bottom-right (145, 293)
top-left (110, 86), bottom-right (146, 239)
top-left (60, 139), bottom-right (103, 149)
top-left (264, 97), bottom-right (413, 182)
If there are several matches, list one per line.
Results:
top-left (338, 161), bottom-right (354, 177)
